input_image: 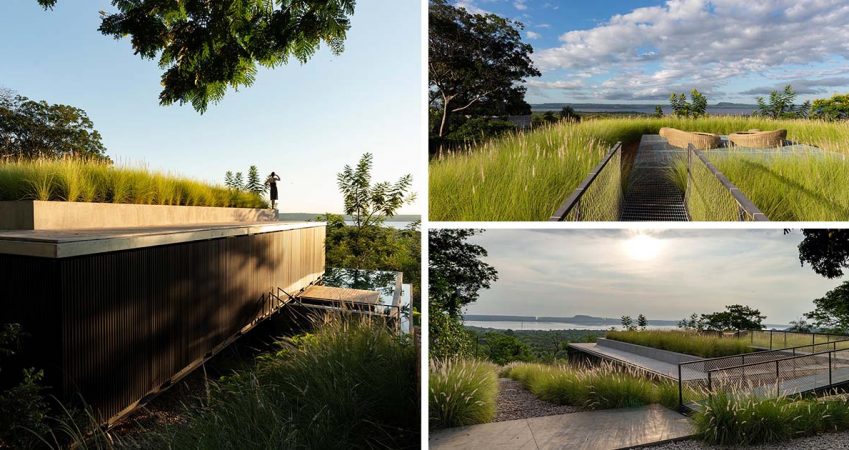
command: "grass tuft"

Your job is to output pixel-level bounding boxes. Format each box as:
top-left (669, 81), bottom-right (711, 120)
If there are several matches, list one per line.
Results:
top-left (429, 359), bottom-right (499, 429)
top-left (605, 330), bottom-right (752, 358)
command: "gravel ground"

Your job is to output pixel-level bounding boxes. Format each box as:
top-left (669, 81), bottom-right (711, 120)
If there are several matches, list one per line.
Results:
top-left (494, 378), bottom-right (578, 422)
top-left (646, 430), bottom-right (849, 450)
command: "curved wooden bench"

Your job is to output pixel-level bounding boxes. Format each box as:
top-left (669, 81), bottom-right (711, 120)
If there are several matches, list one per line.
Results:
top-left (659, 127), bottom-right (721, 150)
top-left (729, 129), bottom-right (787, 148)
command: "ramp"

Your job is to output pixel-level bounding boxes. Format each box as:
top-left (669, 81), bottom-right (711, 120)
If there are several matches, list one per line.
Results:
top-left (621, 135), bottom-right (688, 221)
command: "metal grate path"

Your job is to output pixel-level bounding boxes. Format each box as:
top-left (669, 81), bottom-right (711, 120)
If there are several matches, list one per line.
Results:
top-left (621, 136), bottom-right (688, 221)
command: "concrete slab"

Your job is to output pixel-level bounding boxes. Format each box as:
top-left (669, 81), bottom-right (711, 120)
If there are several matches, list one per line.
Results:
top-left (0, 221), bottom-right (325, 258)
top-left (300, 285), bottom-right (380, 304)
top-left (430, 405), bottom-right (695, 450)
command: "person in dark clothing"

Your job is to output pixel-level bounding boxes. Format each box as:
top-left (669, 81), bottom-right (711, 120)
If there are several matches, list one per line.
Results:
top-left (265, 171), bottom-right (281, 209)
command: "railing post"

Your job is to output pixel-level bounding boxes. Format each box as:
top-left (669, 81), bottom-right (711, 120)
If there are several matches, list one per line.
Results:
top-left (707, 371), bottom-right (713, 400)
top-left (770, 330), bottom-right (773, 350)
top-left (784, 332), bottom-right (787, 349)
top-left (678, 364), bottom-right (683, 409)
top-left (776, 360), bottom-right (780, 397)
top-left (829, 351), bottom-right (833, 386)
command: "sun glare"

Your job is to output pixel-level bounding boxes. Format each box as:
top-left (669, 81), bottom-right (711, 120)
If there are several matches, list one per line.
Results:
top-left (624, 234), bottom-right (663, 261)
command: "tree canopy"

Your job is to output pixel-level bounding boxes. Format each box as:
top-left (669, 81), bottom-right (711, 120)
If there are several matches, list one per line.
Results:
top-left (756, 84), bottom-right (809, 119)
top-left (701, 305), bottom-right (766, 331)
top-left (805, 281), bottom-right (849, 333)
top-left (336, 153), bottom-right (415, 229)
top-left (429, 229), bottom-right (498, 317)
top-left (811, 93), bottom-right (849, 121)
top-left (669, 89), bottom-right (707, 118)
top-left (0, 91), bottom-right (107, 159)
top-left (797, 229), bottom-right (849, 279)
top-left (429, 0), bottom-right (540, 137)
top-left (36, 0), bottom-right (355, 113)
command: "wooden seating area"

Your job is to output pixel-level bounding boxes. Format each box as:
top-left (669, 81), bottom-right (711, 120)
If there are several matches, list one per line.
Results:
top-left (659, 127), bottom-right (722, 150)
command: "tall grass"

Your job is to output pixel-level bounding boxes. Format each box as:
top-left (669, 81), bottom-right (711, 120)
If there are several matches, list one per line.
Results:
top-left (502, 362), bottom-right (684, 410)
top-left (695, 391), bottom-right (849, 446)
top-left (606, 330), bottom-right (752, 358)
top-left (430, 116), bottom-right (849, 221)
top-left (429, 359), bottom-right (499, 429)
top-left (0, 158), bottom-right (267, 208)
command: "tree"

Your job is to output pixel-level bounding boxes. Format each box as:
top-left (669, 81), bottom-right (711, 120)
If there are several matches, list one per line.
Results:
top-left (756, 84), bottom-right (804, 119)
top-left (542, 111), bottom-right (557, 123)
top-left (246, 165), bottom-right (265, 195)
top-left (797, 229), bottom-right (849, 279)
top-left (233, 172), bottom-right (244, 190)
top-left (429, 0), bottom-right (540, 137)
top-left (805, 281), bottom-right (849, 333)
top-left (700, 305), bottom-right (765, 331)
top-left (559, 105), bottom-right (581, 122)
top-left (689, 89), bottom-right (708, 118)
top-left (225, 171), bottom-right (236, 189)
top-left (669, 89), bottom-right (707, 118)
top-left (0, 91), bottom-right (107, 159)
top-left (788, 317), bottom-right (813, 333)
top-left (669, 93), bottom-right (690, 118)
top-left (652, 105), bottom-right (664, 118)
top-left (620, 315), bottom-right (635, 331)
top-left (481, 332), bottom-right (533, 365)
top-left (678, 313), bottom-right (704, 331)
top-left (811, 94), bottom-right (849, 121)
top-left (637, 314), bottom-right (648, 330)
top-left (429, 229), bottom-right (498, 318)
top-left (336, 153), bottom-right (414, 229)
top-left (37, 0), bottom-right (355, 113)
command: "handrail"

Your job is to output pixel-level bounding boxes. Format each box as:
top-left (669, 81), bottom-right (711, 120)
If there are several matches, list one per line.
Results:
top-left (706, 344), bottom-right (845, 375)
top-left (686, 144), bottom-right (768, 221)
top-left (679, 337), bottom-right (849, 366)
top-left (549, 142), bottom-right (622, 221)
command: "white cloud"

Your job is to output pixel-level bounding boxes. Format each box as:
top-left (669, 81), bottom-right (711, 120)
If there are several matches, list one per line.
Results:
top-left (514, 0), bottom-right (527, 11)
top-left (532, 0), bottom-right (849, 101)
top-left (527, 79), bottom-right (583, 89)
top-left (453, 0), bottom-right (489, 15)
top-left (526, 31), bottom-right (542, 40)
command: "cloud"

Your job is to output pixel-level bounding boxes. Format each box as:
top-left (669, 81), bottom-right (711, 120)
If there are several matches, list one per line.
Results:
top-left (526, 31), bottom-right (542, 40)
top-left (514, 0), bottom-right (527, 11)
top-left (453, 0), bottom-right (489, 15)
top-left (530, 0), bottom-right (849, 101)
top-left (739, 77), bottom-right (849, 95)
top-left (526, 79), bottom-right (583, 89)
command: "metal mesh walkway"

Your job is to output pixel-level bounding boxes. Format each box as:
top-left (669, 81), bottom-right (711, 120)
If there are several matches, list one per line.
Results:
top-left (621, 135), bottom-right (688, 221)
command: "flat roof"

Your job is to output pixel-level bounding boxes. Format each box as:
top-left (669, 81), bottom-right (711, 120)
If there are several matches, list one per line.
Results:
top-left (0, 221), bottom-right (325, 258)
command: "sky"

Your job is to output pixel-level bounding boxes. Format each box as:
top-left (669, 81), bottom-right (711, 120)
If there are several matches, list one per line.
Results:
top-left (453, 0), bottom-right (849, 104)
top-left (0, 1), bottom-right (422, 214)
top-left (461, 229), bottom-right (845, 324)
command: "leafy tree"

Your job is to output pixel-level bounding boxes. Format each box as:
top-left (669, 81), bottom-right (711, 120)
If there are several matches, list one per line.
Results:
top-left (678, 313), bottom-right (704, 331)
top-left (336, 153), bottom-right (415, 229)
top-left (430, 311), bottom-right (474, 359)
top-left (788, 317), bottom-right (813, 333)
top-left (652, 105), bottom-right (664, 118)
top-left (542, 111), bottom-right (557, 123)
top-left (429, 0), bottom-right (540, 137)
top-left (246, 165), bottom-right (265, 195)
top-left (669, 89), bottom-right (707, 118)
top-left (0, 91), bottom-right (107, 159)
top-left (480, 332), bottom-right (533, 365)
top-left (37, 1), bottom-right (355, 113)
top-left (797, 229), bottom-right (849, 279)
top-left (429, 229), bottom-right (498, 318)
top-left (637, 314), bottom-right (648, 330)
top-left (559, 105), bottom-right (581, 122)
top-left (233, 172), bottom-right (244, 190)
top-left (805, 282), bottom-right (849, 333)
top-left (620, 315), bottom-right (635, 331)
top-left (811, 94), bottom-right (849, 121)
top-left (756, 84), bottom-right (805, 119)
top-left (0, 324), bottom-right (49, 449)
top-left (444, 117), bottom-right (516, 143)
top-left (701, 305), bottom-right (766, 331)
top-left (690, 89), bottom-right (708, 118)
top-left (669, 92), bottom-right (690, 118)
top-left (225, 171), bottom-right (236, 189)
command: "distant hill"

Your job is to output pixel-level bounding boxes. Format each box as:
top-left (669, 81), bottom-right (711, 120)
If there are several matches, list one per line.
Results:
top-left (531, 103), bottom-right (757, 115)
top-left (278, 212), bottom-right (420, 222)
top-left (464, 314), bottom-right (788, 329)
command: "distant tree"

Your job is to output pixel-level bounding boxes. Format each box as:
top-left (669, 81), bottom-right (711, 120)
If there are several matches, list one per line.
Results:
top-left (788, 317), bottom-right (813, 333)
top-left (756, 84), bottom-right (804, 119)
top-left (637, 314), bottom-right (648, 330)
top-left (336, 153), bottom-right (415, 229)
top-left (797, 229), bottom-right (849, 279)
top-left (0, 91), bottom-right (107, 159)
top-left (678, 313), bottom-right (704, 331)
top-left (669, 89), bottom-right (707, 118)
top-left (429, 229), bottom-right (498, 318)
top-left (225, 171), bottom-right (236, 189)
top-left (429, 0), bottom-right (540, 137)
top-left (701, 305), bottom-right (766, 331)
top-left (482, 332), bottom-right (533, 365)
top-left (620, 315), bottom-right (635, 331)
top-left (233, 172), bottom-right (244, 190)
top-left (36, 1), bottom-right (355, 113)
top-left (811, 94), bottom-right (849, 121)
top-left (689, 89), bottom-right (708, 118)
top-left (669, 93), bottom-right (690, 118)
top-left (543, 111), bottom-right (557, 123)
top-left (805, 281), bottom-right (849, 333)
top-left (652, 105), bottom-right (664, 118)
top-left (245, 165), bottom-right (265, 195)
top-left (559, 105), bottom-right (581, 122)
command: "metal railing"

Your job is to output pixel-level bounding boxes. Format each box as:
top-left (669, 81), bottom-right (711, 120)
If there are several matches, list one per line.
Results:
top-left (742, 329), bottom-right (849, 350)
top-left (685, 144), bottom-right (768, 221)
top-left (549, 142), bottom-right (623, 221)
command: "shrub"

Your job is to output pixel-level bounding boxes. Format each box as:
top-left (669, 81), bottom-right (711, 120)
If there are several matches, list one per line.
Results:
top-left (605, 330), bottom-right (752, 358)
top-left (429, 359), bottom-right (499, 429)
top-left (429, 312), bottom-right (475, 360)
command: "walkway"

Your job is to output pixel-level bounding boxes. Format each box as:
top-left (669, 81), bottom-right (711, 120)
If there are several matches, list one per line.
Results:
top-left (430, 405), bottom-right (695, 450)
top-left (569, 343), bottom-right (704, 381)
top-left (620, 135), bottom-right (688, 221)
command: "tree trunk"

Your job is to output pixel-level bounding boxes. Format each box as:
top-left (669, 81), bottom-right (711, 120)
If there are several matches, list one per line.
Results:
top-left (438, 98), bottom-right (450, 138)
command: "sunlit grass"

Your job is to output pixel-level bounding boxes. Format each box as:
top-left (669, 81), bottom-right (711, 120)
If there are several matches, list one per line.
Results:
top-left (606, 330), bottom-right (752, 358)
top-left (430, 117), bottom-right (849, 221)
top-left (0, 158), bottom-right (267, 208)
top-left (429, 358), bottom-right (499, 429)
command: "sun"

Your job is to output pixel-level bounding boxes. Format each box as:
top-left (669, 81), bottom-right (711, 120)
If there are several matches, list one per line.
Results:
top-left (623, 234), bottom-right (663, 261)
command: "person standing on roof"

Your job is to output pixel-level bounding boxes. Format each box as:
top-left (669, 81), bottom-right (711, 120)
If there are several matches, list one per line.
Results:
top-left (265, 171), bottom-right (281, 210)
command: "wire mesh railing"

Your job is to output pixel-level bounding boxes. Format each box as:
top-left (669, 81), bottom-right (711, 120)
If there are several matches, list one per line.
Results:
top-left (550, 142), bottom-right (623, 221)
top-left (685, 144), bottom-right (768, 221)
top-left (741, 329), bottom-right (849, 350)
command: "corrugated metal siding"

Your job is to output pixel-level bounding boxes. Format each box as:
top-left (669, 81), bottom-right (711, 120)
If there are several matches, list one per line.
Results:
top-left (1, 225), bottom-right (325, 422)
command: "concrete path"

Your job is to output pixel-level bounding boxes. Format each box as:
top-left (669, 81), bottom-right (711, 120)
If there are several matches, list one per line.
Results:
top-left (569, 343), bottom-right (704, 381)
top-left (430, 405), bottom-right (695, 450)
top-left (621, 135), bottom-right (688, 221)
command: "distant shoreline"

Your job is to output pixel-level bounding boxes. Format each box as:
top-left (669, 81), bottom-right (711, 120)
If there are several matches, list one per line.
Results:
top-left (278, 213), bottom-right (421, 222)
top-left (531, 102), bottom-right (758, 115)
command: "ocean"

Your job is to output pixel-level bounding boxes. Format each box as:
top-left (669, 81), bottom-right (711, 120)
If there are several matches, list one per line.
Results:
top-left (464, 320), bottom-right (678, 331)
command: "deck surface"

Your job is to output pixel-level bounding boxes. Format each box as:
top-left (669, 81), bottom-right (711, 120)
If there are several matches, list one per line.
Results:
top-left (621, 135), bottom-right (688, 221)
top-left (430, 405), bottom-right (694, 450)
top-left (300, 285), bottom-right (380, 304)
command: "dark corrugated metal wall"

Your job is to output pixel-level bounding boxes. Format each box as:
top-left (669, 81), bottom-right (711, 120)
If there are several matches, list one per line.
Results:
top-left (0, 226), bottom-right (325, 422)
